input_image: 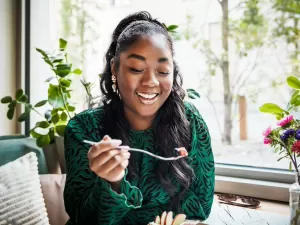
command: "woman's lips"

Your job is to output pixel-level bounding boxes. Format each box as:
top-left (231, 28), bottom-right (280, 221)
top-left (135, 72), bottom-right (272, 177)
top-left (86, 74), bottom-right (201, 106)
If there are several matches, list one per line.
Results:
top-left (136, 92), bottom-right (159, 105)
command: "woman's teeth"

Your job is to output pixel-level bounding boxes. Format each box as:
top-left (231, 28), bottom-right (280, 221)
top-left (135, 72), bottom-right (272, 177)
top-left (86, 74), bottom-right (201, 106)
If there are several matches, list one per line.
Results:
top-left (137, 93), bottom-right (159, 104)
top-left (137, 93), bottom-right (157, 99)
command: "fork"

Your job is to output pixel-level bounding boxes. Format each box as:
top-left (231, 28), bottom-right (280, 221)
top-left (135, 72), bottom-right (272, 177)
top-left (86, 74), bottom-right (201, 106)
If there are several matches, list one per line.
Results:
top-left (83, 140), bottom-right (187, 161)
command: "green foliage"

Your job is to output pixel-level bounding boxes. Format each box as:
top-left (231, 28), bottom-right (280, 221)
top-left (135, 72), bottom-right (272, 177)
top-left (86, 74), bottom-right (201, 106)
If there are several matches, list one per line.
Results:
top-left (231, 0), bottom-right (268, 56)
top-left (260, 75), bottom-right (300, 171)
top-left (259, 103), bottom-right (287, 119)
top-left (287, 76), bottom-right (300, 89)
top-left (0, 38), bottom-right (84, 148)
top-left (272, 0), bottom-right (300, 76)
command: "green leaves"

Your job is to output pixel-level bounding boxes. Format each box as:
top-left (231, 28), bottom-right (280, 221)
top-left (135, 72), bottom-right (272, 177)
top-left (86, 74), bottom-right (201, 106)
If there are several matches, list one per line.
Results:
top-left (61, 112), bottom-right (68, 121)
top-left (287, 76), bottom-right (300, 89)
top-left (56, 125), bottom-right (66, 137)
top-left (18, 111), bottom-right (30, 122)
top-left (259, 103), bottom-right (288, 120)
top-left (72, 69), bottom-right (82, 75)
top-left (60, 78), bottom-right (71, 88)
top-left (187, 88), bottom-right (201, 99)
top-left (290, 90), bottom-right (300, 106)
top-left (1, 96), bottom-right (12, 104)
top-left (37, 135), bottom-right (51, 148)
top-left (15, 89), bottom-right (23, 100)
top-left (59, 38), bottom-right (67, 50)
top-left (67, 105), bottom-right (75, 112)
top-left (35, 100), bottom-right (48, 107)
top-left (167, 25), bottom-right (178, 33)
top-left (36, 48), bottom-right (48, 59)
top-left (0, 38), bottom-right (84, 147)
top-left (7, 108), bottom-right (15, 120)
top-left (51, 114), bottom-right (60, 124)
top-left (259, 103), bottom-right (286, 114)
top-left (55, 64), bottom-right (71, 77)
top-left (48, 84), bottom-right (65, 109)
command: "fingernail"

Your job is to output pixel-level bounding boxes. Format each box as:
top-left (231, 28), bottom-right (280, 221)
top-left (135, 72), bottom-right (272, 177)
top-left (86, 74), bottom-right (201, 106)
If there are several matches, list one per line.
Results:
top-left (111, 140), bottom-right (122, 145)
top-left (103, 135), bottom-right (111, 140)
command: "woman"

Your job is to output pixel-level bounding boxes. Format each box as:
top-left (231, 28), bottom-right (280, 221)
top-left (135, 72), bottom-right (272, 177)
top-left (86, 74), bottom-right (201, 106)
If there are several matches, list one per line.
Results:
top-left (64, 11), bottom-right (215, 225)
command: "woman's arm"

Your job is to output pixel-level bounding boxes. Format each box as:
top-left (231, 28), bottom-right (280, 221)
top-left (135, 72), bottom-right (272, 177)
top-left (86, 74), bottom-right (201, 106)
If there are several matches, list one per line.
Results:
top-left (63, 116), bottom-right (143, 225)
top-left (181, 102), bottom-right (215, 220)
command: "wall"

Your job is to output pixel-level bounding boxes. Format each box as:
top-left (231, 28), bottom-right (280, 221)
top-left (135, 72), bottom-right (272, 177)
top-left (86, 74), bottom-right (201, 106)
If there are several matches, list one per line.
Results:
top-left (0, 0), bottom-right (17, 135)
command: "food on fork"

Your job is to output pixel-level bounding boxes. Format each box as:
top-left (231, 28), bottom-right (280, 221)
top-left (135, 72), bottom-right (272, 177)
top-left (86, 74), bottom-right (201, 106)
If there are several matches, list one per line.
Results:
top-left (174, 147), bottom-right (188, 157)
top-left (148, 211), bottom-right (186, 225)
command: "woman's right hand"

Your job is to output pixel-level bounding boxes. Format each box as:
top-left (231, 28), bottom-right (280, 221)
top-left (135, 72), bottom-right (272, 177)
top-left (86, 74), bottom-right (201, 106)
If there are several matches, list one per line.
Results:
top-left (87, 135), bottom-right (130, 183)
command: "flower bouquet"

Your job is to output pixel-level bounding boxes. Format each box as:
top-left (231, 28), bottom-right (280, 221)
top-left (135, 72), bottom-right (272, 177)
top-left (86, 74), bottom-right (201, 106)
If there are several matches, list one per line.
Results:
top-left (260, 76), bottom-right (300, 225)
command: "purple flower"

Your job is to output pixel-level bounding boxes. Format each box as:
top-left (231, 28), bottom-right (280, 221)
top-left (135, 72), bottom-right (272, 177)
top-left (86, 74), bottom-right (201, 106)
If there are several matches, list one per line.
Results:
top-left (281, 129), bottom-right (295, 142)
top-left (296, 130), bottom-right (300, 140)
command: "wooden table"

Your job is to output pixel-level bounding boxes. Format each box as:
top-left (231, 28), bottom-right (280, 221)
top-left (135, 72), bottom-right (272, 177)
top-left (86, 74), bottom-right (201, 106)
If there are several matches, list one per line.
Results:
top-left (197, 197), bottom-right (290, 225)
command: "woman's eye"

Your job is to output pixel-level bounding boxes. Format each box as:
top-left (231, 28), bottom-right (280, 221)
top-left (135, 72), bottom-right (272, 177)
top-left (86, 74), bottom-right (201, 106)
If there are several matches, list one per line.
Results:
top-left (129, 67), bottom-right (144, 73)
top-left (158, 71), bottom-right (170, 75)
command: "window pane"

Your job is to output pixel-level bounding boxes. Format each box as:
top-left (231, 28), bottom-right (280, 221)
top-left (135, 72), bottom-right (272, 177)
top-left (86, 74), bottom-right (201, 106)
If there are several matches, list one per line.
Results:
top-left (30, 0), bottom-right (296, 170)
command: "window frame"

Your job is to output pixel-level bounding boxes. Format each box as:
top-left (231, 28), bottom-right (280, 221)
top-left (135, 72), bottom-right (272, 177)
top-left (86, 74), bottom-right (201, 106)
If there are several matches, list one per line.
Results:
top-left (26, 0), bottom-right (292, 204)
top-left (215, 164), bottom-right (292, 202)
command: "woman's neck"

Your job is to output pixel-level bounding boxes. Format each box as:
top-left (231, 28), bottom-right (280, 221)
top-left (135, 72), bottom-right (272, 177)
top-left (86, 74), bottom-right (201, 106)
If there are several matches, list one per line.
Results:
top-left (124, 108), bottom-right (156, 131)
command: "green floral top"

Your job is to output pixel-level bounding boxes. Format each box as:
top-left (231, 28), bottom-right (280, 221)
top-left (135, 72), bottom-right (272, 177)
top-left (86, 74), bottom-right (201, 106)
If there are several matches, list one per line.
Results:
top-left (63, 102), bottom-right (215, 225)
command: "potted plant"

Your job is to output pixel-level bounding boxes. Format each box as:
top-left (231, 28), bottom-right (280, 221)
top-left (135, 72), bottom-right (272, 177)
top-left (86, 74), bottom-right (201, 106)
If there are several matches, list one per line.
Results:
top-left (1, 38), bottom-right (92, 174)
top-left (259, 76), bottom-right (300, 225)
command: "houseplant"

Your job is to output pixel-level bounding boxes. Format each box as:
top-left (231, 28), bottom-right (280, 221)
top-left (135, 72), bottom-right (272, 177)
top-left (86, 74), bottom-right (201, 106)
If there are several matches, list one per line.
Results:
top-left (1, 38), bottom-right (92, 173)
top-left (259, 76), bottom-right (300, 225)
top-left (1, 27), bottom-right (200, 173)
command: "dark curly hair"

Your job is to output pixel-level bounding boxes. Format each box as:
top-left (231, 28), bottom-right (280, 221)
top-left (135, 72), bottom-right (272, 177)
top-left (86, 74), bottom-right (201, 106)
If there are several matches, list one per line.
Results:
top-left (100, 11), bottom-right (194, 211)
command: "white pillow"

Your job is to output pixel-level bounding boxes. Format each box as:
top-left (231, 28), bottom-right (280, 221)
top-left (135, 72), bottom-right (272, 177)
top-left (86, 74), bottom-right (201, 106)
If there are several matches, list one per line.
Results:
top-left (0, 152), bottom-right (49, 225)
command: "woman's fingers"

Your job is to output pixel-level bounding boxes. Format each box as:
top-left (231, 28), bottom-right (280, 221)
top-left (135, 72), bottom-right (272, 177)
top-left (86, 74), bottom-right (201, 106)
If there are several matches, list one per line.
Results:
top-left (100, 152), bottom-right (130, 175)
top-left (89, 149), bottom-right (120, 171)
top-left (88, 139), bottom-right (122, 159)
top-left (107, 159), bottom-right (129, 179)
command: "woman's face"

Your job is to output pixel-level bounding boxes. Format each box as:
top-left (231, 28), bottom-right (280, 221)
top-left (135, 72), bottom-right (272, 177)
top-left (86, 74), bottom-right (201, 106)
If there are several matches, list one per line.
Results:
top-left (112, 34), bottom-right (173, 127)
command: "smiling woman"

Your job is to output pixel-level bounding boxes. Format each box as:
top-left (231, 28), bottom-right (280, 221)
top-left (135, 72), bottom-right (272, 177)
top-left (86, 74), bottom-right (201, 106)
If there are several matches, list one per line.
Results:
top-left (112, 34), bottom-right (173, 129)
top-left (63, 11), bottom-right (215, 225)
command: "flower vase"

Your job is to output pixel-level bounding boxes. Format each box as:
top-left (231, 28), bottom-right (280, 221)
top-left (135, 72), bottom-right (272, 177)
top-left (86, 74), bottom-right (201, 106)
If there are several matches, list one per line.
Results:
top-left (290, 172), bottom-right (300, 225)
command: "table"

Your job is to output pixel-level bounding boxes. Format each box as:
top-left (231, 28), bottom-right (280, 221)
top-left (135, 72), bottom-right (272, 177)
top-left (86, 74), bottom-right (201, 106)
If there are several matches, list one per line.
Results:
top-left (200, 203), bottom-right (289, 225)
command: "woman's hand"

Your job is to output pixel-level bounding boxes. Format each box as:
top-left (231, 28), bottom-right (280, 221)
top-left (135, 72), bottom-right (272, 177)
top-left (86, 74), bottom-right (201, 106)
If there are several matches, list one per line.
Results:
top-left (87, 135), bottom-right (130, 184)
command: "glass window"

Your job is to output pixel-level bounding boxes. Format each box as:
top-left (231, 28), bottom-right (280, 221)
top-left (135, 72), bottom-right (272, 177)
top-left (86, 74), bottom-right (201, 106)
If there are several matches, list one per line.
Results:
top-left (30, 0), bottom-right (296, 171)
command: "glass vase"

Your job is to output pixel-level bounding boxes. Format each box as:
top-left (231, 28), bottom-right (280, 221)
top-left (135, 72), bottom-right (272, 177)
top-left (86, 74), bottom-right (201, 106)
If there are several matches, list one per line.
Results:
top-left (289, 172), bottom-right (300, 225)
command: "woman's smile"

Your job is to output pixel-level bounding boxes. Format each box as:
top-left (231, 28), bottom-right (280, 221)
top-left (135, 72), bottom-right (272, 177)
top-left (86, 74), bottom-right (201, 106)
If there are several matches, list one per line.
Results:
top-left (136, 92), bottom-right (159, 105)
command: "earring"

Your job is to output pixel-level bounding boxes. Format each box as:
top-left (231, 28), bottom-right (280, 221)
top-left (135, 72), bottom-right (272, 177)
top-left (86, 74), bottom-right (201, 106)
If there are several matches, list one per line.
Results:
top-left (112, 75), bottom-right (117, 93)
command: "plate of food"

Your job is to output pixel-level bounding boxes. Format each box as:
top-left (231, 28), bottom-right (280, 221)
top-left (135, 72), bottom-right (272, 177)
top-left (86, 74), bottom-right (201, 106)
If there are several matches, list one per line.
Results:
top-left (147, 211), bottom-right (208, 225)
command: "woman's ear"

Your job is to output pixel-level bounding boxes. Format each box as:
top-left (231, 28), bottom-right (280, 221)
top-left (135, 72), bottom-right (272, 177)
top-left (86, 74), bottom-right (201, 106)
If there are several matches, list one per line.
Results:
top-left (110, 58), bottom-right (116, 78)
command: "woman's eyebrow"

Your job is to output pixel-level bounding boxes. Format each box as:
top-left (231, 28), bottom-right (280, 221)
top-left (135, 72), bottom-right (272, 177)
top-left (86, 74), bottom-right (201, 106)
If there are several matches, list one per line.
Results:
top-left (127, 54), bottom-right (145, 61)
top-left (127, 54), bottom-right (169, 63)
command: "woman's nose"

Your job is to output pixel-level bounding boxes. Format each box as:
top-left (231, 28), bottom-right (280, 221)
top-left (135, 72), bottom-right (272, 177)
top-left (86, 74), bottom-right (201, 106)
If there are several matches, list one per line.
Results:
top-left (141, 70), bottom-right (159, 87)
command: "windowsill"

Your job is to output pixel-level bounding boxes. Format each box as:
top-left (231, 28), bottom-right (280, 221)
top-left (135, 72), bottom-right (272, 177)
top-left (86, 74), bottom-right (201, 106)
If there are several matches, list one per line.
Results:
top-left (215, 175), bottom-right (290, 202)
top-left (214, 195), bottom-right (289, 216)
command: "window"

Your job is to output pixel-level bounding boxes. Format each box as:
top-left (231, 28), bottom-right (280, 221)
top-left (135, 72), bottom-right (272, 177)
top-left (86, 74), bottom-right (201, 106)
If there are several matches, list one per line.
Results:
top-left (29, 0), bottom-right (297, 200)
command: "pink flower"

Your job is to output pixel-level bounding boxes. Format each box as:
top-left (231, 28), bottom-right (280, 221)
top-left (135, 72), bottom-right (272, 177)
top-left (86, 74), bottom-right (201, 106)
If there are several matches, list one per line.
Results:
top-left (264, 137), bottom-right (272, 145)
top-left (292, 141), bottom-right (300, 154)
top-left (263, 126), bottom-right (272, 137)
top-left (277, 115), bottom-right (294, 127)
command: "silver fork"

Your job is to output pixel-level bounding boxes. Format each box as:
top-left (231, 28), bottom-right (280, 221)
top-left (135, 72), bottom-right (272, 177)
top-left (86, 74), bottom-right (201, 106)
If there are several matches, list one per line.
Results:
top-left (83, 140), bottom-right (187, 161)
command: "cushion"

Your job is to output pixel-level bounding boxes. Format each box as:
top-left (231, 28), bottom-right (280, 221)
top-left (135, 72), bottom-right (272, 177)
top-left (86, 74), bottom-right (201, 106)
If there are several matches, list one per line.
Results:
top-left (0, 152), bottom-right (50, 224)
top-left (0, 134), bottom-right (26, 141)
top-left (0, 136), bottom-right (48, 174)
top-left (40, 174), bottom-right (69, 225)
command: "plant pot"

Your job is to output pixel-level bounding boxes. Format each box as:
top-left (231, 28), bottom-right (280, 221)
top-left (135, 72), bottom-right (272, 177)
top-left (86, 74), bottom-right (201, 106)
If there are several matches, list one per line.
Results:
top-left (55, 136), bottom-right (66, 174)
top-left (43, 142), bottom-right (62, 174)
top-left (289, 172), bottom-right (300, 225)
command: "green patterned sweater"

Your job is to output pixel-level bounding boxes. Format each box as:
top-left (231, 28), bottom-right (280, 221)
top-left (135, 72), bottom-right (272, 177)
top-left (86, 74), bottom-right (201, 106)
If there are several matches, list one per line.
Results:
top-left (63, 102), bottom-right (215, 225)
